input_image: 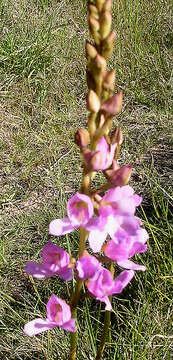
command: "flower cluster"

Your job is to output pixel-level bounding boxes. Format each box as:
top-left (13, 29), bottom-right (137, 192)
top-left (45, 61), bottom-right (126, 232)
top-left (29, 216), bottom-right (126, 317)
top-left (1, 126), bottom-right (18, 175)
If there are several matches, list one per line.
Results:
top-left (24, 185), bottom-right (148, 336)
top-left (49, 186), bottom-right (148, 267)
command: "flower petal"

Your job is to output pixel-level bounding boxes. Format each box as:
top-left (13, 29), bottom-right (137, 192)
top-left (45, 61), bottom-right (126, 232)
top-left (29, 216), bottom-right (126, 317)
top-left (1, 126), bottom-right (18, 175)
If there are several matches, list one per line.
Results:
top-left (58, 267), bottom-right (73, 281)
top-left (97, 296), bottom-right (112, 311)
top-left (61, 318), bottom-right (77, 332)
top-left (117, 259), bottom-right (146, 271)
top-left (24, 318), bottom-right (55, 336)
top-left (112, 270), bottom-right (134, 294)
top-left (24, 262), bottom-right (53, 279)
top-left (49, 218), bottom-right (76, 236)
top-left (76, 254), bottom-right (101, 280)
top-left (88, 229), bottom-right (107, 252)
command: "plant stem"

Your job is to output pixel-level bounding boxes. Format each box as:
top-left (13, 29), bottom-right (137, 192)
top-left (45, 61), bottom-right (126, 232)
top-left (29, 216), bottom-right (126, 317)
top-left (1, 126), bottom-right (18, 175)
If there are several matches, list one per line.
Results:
top-left (95, 310), bottom-right (111, 360)
top-left (69, 228), bottom-right (88, 360)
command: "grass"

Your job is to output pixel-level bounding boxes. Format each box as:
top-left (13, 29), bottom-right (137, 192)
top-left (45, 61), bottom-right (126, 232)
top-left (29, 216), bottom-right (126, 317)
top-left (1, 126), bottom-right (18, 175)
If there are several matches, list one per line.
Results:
top-left (0, 0), bottom-right (172, 359)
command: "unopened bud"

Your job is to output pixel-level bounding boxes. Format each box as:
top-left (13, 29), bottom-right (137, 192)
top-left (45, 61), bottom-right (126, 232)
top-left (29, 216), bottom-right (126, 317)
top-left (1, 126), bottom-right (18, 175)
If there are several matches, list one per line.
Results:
top-left (94, 54), bottom-right (107, 72)
top-left (98, 114), bottom-right (106, 128)
top-left (100, 11), bottom-right (112, 40)
top-left (88, 16), bottom-right (101, 44)
top-left (110, 126), bottom-right (123, 145)
top-left (88, 4), bottom-right (99, 20)
top-left (75, 128), bottom-right (90, 148)
top-left (101, 90), bottom-right (123, 115)
top-left (87, 90), bottom-right (101, 113)
top-left (96, 0), bottom-right (105, 12)
top-left (116, 127), bottom-right (123, 145)
top-left (102, 0), bottom-right (112, 11)
top-left (86, 42), bottom-right (97, 59)
top-left (105, 30), bottom-right (117, 45)
top-left (88, 15), bottom-right (100, 32)
top-left (102, 30), bottom-right (116, 59)
top-left (105, 165), bottom-right (132, 186)
top-left (103, 69), bottom-right (116, 91)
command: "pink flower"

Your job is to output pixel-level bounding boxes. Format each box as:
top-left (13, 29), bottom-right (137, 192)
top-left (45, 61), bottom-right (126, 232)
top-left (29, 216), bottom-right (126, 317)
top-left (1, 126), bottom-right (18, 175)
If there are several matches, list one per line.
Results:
top-left (83, 136), bottom-right (116, 170)
top-left (100, 185), bottom-right (142, 217)
top-left (103, 227), bottom-right (148, 271)
top-left (86, 268), bottom-right (134, 310)
top-left (24, 295), bottom-right (76, 336)
top-left (76, 252), bottom-right (102, 280)
top-left (25, 242), bottom-right (73, 281)
top-left (49, 192), bottom-right (94, 237)
top-left (88, 186), bottom-right (144, 252)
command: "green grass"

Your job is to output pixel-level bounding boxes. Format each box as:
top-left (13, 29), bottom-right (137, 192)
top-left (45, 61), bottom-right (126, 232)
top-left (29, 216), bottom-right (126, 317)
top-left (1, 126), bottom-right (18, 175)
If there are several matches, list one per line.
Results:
top-left (0, 0), bottom-right (172, 359)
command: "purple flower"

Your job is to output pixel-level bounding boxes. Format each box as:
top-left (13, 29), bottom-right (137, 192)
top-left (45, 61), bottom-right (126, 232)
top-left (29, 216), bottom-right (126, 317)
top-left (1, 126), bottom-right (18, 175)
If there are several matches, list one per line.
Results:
top-left (76, 252), bottom-right (102, 280)
top-left (83, 136), bottom-right (116, 170)
top-left (103, 227), bottom-right (148, 271)
top-left (86, 268), bottom-right (134, 310)
top-left (49, 192), bottom-right (94, 237)
top-left (25, 242), bottom-right (73, 281)
top-left (24, 295), bottom-right (76, 336)
top-left (100, 185), bottom-right (142, 217)
top-left (88, 186), bottom-right (144, 253)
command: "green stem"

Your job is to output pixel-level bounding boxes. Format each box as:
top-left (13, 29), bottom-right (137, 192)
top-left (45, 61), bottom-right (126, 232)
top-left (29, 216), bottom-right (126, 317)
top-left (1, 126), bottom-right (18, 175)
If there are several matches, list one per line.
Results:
top-left (95, 311), bottom-right (111, 360)
top-left (69, 228), bottom-right (88, 360)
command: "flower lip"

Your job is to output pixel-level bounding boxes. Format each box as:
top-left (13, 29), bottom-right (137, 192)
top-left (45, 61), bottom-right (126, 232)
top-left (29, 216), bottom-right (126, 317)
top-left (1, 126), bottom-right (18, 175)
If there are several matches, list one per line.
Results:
top-left (67, 192), bottom-right (94, 226)
top-left (46, 295), bottom-right (71, 325)
top-left (76, 253), bottom-right (102, 280)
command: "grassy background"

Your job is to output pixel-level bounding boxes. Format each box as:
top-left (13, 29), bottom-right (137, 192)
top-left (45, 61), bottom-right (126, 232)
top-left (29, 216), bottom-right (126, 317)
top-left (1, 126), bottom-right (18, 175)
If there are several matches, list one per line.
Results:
top-left (0, 0), bottom-right (172, 359)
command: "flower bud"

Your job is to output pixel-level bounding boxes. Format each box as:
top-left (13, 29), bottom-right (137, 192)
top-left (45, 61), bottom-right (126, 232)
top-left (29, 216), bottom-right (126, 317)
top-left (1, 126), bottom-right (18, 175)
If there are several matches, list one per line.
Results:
top-left (110, 126), bottom-right (123, 145)
top-left (101, 30), bottom-right (116, 59)
top-left (88, 4), bottom-right (99, 20)
top-left (87, 90), bottom-right (101, 113)
top-left (101, 90), bottom-right (123, 115)
top-left (86, 42), bottom-right (97, 59)
top-left (88, 15), bottom-right (100, 32)
top-left (88, 16), bottom-right (101, 44)
top-left (105, 30), bottom-right (117, 45)
top-left (103, 69), bottom-right (116, 91)
top-left (75, 128), bottom-right (90, 148)
top-left (98, 114), bottom-right (106, 128)
top-left (102, 0), bottom-right (112, 11)
top-left (100, 11), bottom-right (112, 40)
top-left (105, 165), bottom-right (132, 186)
top-left (96, 0), bottom-right (105, 12)
top-left (94, 54), bottom-right (107, 72)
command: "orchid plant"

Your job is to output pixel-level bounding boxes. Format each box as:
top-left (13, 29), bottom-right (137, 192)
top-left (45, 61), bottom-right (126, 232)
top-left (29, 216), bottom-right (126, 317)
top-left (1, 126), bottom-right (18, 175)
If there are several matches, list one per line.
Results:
top-left (24, 1), bottom-right (148, 359)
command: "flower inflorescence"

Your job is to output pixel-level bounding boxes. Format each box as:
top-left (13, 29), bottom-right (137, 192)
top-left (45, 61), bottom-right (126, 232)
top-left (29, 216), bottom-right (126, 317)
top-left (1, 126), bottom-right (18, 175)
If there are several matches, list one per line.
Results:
top-left (24, 1), bottom-right (148, 359)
